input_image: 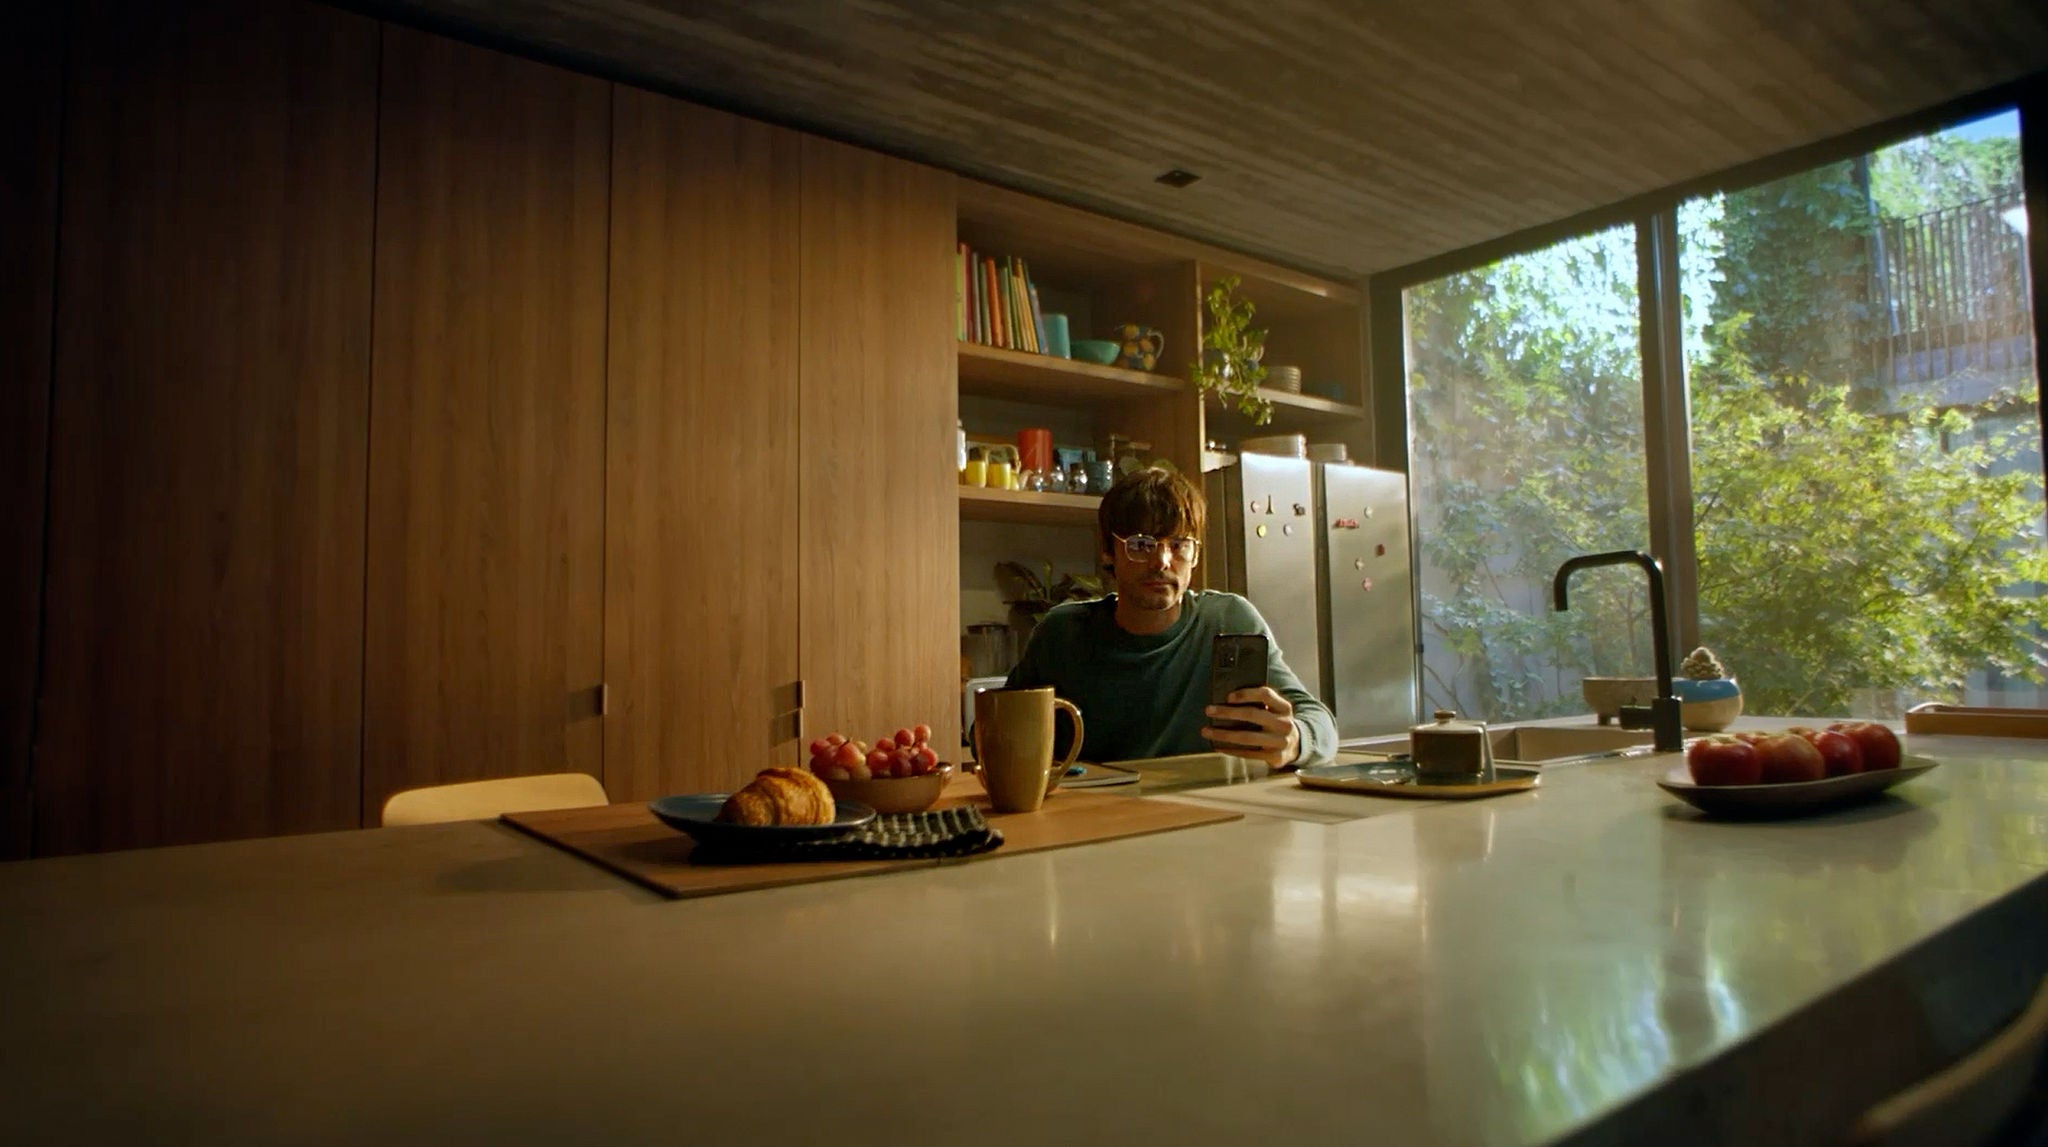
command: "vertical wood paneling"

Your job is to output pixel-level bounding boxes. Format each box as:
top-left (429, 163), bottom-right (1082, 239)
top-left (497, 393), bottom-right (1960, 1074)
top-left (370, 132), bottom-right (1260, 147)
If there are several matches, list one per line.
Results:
top-left (799, 138), bottom-right (961, 751)
top-left (38, 0), bottom-right (378, 854)
top-left (0, 2), bottom-right (65, 859)
top-left (364, 28), bottom-right (609, 819)
top-left (604, 90), bottom-right (801, 798)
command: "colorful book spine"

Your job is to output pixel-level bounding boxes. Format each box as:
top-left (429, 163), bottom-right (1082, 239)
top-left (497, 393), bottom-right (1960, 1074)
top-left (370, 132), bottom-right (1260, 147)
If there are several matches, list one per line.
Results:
top-left (1028, 279), bottom-right (1047, 355)
top-left (973, 249), bottom-right (987, 344)
top-left (1014, 260), bottom-right (1037, 353)
top-left (985, 257), bottom-right (1006, 348)
top-left (974, 251), bottom-right (990, 345)
top-left (954, 243), bottom-right (968, 341)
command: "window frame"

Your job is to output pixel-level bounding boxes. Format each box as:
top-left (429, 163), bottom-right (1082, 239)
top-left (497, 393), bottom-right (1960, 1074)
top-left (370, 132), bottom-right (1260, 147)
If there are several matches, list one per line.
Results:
top-left (1370, 73), bottom-right (2048, 671)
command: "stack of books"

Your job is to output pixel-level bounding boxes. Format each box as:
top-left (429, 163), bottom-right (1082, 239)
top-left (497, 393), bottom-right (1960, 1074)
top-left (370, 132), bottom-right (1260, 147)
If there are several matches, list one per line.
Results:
top-left (956, 244), bottom-right (1047, 353)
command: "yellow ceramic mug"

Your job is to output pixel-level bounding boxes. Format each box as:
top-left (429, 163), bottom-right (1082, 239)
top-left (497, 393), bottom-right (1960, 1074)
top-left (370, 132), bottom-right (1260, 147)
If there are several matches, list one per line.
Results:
top-left (983, 444), bottom-right (1021, 491)
top-left (971, 687), bottom-right (1083, 812)
top-left (960, 458), bottom-right (987, 487)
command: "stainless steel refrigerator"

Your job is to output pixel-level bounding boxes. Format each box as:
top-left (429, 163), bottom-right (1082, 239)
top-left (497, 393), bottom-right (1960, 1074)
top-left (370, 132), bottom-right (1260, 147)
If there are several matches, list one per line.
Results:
top-left (1204, 455), bottom-right (1419, 740)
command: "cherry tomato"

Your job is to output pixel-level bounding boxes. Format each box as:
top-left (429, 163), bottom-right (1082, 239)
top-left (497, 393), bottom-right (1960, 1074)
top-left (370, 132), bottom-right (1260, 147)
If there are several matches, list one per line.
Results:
top-left (832, 741), bottom-right (863, 770)
top-left (916, 745), bottom-right (939, 771)
top-left (808, 738), bottom-right (831, 759)
top-left (912, 723), bottom-right (933, 745)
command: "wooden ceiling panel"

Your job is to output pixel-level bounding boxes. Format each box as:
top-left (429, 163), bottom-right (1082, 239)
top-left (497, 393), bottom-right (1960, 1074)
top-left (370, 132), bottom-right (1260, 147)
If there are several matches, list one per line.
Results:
top-left (343, 0), bottom-right (2048, 280)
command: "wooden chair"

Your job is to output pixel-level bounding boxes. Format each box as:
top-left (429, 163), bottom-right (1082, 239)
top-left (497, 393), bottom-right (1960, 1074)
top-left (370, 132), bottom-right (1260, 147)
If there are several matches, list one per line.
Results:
top-left (379, 773), bottom-right (610, 827)
top-left (1847, 975), bottom-right (2048, 1147)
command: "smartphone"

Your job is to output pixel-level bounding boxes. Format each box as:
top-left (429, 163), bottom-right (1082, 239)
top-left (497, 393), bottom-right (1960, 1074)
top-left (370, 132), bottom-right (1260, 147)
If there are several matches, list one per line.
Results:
top-left (1208, 633), bottom-right (1270, 731)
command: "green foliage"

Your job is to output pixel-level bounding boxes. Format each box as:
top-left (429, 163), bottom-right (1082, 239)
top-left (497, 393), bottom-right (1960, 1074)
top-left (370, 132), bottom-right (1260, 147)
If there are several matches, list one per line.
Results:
top-left (1709, 161), bottom-right (1874, 387)
top-left (1409, 133), bottom-right (2048, 722)
top-left (1869, 132), bottom-right (2023, 218)
top-left (1406, 227), bottom-right (1652, 719)
top-left (1691, 317), bottom-right (2048, 714)
top-left (1191, 275), bottom-right (1272, 425)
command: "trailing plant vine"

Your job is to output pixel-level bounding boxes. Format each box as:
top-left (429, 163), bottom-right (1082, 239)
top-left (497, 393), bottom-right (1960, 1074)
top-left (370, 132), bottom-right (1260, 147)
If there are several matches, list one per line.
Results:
top-left (1191, 275), bottom-right (1272, 425)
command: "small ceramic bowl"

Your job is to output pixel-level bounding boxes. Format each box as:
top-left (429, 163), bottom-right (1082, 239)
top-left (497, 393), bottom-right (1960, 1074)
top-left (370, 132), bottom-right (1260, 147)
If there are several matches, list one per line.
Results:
top-left (1070, 340), bottom-right (1120, 365)
top-left (1673, 677), bottom-right (1743, 732)
top-left (822, 763), bottom-right (955, 815)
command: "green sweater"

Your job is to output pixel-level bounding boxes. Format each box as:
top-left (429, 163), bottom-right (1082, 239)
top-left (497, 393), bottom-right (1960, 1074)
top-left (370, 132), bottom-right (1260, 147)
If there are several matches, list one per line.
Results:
top-left (1004, 590), bottom-right (1337, 767)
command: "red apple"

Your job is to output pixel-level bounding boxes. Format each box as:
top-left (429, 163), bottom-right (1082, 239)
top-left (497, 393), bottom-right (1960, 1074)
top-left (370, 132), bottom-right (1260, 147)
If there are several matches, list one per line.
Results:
top-left (1687, 734), bottom-right (1762, 786)
top-left (1788, 726), bottom-right (1864, 776)
top-left (1829, 721), bottom-right (1902, 771)
top-left (1754, 733), bottom-right (1826, 783)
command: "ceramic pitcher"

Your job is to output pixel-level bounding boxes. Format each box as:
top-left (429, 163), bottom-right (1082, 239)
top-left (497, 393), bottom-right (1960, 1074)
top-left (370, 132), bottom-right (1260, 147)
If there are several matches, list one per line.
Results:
top-left (1111, 323), bottom-right (1165, 373)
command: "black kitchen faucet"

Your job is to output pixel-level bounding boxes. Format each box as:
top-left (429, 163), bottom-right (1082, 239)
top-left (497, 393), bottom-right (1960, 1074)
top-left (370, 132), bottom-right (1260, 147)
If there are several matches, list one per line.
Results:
top-left (1553, 550), bottom-right (1684, 753)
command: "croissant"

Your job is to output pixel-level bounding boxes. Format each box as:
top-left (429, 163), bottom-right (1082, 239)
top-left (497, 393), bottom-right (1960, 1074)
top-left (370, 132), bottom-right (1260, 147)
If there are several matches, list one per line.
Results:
top-left (717, 767), bottom-right (836, 826)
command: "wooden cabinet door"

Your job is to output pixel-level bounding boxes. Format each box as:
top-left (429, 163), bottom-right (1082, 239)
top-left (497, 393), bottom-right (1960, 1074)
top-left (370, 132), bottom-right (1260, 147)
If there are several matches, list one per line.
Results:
top-left (37, 0), bottom-right (378, 854)
top-left (604, 91), bottom-right (801, 798)
top-left (1, 1), bottom-right (63, 858)
top-left (798, 139), bottom-right (961, 751)
top-left (363, 29), bottom-right (609, 818)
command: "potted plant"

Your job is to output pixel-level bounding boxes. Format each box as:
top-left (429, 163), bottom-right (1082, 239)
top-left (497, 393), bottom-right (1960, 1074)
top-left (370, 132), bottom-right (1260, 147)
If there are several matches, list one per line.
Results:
top-left (1674, 646), bottom-right (1743, 732)
top-left (994, 561), bottom-right (1104, 641)
top-left (1190, 275), bottom-right (1273, 425)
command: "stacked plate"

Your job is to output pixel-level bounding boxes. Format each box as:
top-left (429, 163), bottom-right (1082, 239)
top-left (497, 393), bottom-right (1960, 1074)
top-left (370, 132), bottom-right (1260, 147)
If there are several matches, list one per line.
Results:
top-left (1265, 364), bottom-right (1303, 394)
top-left (1239, 433), bottom-right (1307, 458)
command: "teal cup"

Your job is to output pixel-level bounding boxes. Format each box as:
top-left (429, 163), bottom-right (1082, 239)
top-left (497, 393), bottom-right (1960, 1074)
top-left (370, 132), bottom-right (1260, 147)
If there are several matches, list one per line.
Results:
top-left (1043, 313), bottom-right (1072, 358)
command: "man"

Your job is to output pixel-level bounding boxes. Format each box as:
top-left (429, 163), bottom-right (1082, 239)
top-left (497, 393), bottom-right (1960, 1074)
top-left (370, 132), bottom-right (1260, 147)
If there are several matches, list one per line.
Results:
top-left (1004, 466), bottom-right (1337, 769)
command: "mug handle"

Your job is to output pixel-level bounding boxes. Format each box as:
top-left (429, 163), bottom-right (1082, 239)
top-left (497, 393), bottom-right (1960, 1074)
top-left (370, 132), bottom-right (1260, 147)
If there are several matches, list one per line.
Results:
top-left (1044, 698), bottom-right (1084, 795)
top-left (1142, 331), bottom-right (1165, 356)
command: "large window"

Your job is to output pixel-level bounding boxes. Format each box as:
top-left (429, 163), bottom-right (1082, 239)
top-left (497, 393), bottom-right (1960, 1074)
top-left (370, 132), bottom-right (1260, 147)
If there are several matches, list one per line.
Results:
top-left (1405, 225), bottom-right (1650, 720)
top-left (1402, 109), bottom-right (2043, 722)
top-left (1681, 111), bottom-right (2044, 718)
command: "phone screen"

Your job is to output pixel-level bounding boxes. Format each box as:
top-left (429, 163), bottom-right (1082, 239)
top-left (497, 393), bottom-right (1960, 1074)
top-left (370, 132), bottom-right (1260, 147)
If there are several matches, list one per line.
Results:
top-left (1208, 633), bottom-right (1270, 731)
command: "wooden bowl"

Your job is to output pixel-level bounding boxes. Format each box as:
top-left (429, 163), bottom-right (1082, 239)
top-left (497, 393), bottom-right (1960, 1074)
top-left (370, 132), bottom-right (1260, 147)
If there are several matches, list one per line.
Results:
top-left (822, 764), bottom-right (954, 815)
top-left (1581, 676), bottom-right (1659, 722)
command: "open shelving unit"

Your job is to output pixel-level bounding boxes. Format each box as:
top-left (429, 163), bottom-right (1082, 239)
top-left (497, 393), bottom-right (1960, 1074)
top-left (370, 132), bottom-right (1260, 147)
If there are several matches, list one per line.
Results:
top-left (951, 177), bottom-right (1374, 637)
top-left (958, 342), bottom-right (1184, 406)
top-left (957, 485), bottom-right (1101, 527)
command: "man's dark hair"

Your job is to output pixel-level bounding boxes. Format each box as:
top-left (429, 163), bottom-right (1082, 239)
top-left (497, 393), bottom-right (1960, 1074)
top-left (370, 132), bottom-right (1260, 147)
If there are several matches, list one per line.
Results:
top-left (1097, 466), bottom-right (1206, 562)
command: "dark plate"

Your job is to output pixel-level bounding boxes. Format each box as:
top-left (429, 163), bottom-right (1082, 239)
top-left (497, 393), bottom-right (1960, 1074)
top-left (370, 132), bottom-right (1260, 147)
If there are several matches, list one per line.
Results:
top-left (648, 794), bottom-right (877, 845)
top-left (1656, 755), bottom-right (1938, 818)
top-left (1297, 760), bottom-right (1541, 800)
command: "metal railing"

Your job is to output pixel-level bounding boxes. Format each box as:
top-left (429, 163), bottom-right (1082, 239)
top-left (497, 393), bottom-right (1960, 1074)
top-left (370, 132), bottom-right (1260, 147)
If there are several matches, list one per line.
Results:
top-left (1870, 193), bottom-right (2033, 390)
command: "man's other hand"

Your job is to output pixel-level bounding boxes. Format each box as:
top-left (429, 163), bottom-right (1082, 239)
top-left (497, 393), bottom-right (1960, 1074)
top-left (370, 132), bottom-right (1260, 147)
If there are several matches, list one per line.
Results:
top-left (1201, 686), bottom-right (1301, 769)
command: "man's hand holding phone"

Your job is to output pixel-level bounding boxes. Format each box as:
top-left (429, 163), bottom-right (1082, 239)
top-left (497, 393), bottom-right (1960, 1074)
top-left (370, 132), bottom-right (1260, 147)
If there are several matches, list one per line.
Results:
top-left (1204, 633), bottom-right (1300, 768)
top-left (1202, 685), bottom-right (1301, 768)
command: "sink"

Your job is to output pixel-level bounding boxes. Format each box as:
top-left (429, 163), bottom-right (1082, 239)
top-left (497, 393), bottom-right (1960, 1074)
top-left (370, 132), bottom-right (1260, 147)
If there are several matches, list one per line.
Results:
top-left (1339, 723), bottom-right (1662, 766)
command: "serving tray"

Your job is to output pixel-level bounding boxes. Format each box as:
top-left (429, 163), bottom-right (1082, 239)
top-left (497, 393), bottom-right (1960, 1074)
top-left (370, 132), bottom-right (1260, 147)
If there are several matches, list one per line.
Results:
top-left (1296, 760), bottom-right (1541, 800)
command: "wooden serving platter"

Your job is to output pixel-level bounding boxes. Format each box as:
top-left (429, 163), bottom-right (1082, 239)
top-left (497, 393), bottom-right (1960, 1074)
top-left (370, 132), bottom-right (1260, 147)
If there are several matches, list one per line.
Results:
top-left (1903, 704), bottom-right (2048, 739)
top-left (502, 779), bottom-right (1238, 900)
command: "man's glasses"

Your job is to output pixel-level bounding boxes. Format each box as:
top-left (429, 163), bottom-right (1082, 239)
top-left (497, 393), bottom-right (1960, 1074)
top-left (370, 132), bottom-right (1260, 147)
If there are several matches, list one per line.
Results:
top-left (1115, 533), bottom-right (1201, 563)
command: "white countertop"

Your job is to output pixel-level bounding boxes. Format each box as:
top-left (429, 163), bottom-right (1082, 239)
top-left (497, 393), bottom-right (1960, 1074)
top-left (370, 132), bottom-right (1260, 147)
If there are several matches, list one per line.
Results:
top-left (4, 727), bottom-right (2048, 1145)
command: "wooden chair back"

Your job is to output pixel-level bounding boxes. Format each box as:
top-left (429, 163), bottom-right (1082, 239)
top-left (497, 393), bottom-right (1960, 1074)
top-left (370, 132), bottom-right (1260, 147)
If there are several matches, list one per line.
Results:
top-left (1847, 974), bottom-right (2048, 1147)
top-left (380, 773), bottom-right (609, 827)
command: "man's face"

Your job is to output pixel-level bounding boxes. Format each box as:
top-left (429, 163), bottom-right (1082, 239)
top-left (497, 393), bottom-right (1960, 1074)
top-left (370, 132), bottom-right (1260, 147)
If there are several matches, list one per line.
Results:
top-left (1104, 529), bottom-right (1200, 616)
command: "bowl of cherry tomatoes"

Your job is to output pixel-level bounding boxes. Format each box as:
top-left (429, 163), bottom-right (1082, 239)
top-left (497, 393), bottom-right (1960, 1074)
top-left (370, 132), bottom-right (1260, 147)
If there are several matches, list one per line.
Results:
top-left (807, 724), bottom-right (952, 814)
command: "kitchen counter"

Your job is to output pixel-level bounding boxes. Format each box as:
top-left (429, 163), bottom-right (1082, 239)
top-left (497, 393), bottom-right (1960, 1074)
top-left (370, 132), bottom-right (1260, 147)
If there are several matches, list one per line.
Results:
top-left (4, 729), bottom-right (2048, 1145)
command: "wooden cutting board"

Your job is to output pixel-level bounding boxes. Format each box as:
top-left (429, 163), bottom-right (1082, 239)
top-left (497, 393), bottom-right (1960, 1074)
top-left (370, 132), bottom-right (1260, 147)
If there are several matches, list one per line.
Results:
top-left (501, 780), bottom-right (1239, 900)
top-left (1903, 704), bottom-right (2048, 739)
